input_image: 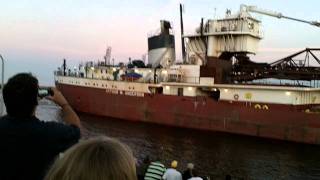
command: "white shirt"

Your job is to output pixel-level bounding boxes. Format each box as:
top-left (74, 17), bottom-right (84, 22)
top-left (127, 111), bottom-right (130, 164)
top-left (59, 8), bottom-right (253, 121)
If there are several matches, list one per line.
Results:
top-left (162, 168), bottom-right (182, 180)
top-left (188, 177), bottom-right (203, 180)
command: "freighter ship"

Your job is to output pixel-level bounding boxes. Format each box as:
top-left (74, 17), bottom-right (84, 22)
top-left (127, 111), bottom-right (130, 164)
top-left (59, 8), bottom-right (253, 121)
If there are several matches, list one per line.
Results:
top-left (55, 5), bottom-right (320, 144)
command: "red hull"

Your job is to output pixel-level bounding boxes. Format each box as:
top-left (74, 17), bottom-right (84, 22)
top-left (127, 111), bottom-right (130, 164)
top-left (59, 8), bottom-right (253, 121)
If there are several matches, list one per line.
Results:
top-left (57, 83), bottom-right (320, 144)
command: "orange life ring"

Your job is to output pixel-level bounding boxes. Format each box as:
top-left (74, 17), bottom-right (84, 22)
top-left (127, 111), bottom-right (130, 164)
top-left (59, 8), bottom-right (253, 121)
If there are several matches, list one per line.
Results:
top-left (234, 94), bottom-right (239, 100)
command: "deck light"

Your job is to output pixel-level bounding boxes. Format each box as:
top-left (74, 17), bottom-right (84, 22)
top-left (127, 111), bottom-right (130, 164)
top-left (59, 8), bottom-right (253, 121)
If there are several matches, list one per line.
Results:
top-left (188, 87), bottom-right (193, 91)
top-left (285, 91), bottom-right (291, 96)
top-left (165, 86), bottom-right (170, 90)
top-left (224, 89), bottom-right (229, 92)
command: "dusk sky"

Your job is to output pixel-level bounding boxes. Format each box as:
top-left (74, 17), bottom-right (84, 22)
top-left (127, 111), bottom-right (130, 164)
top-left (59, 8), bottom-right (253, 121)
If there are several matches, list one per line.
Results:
top-left (1, 0), bottom-right (319, 85)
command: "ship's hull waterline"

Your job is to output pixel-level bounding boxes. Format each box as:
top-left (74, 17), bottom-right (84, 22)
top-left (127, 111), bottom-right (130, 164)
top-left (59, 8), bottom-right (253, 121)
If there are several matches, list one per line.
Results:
top-left (57, 83), bottom-right (320, 145)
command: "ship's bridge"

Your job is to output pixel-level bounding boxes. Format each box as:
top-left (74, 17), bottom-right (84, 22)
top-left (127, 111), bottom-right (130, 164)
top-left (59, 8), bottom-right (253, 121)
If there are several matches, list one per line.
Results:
top-left (184, 8), bottom-right (263, 63)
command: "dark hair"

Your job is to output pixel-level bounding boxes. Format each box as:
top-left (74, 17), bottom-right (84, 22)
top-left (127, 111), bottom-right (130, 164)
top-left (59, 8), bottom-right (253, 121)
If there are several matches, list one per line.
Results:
top-left (3, 73), bottom-right (39, 117)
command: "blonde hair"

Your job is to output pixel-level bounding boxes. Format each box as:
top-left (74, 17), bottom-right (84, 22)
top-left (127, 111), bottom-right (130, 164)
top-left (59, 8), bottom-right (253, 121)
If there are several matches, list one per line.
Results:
top-left (45, 136), bottom-right (137, 180)
top-left (171, 160), bottom-right (178, 168)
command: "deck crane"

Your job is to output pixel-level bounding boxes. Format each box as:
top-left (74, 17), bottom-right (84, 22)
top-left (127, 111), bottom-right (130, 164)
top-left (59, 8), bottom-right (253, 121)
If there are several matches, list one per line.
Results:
top-left (230, 5), bottom-right (320, 83)
top-left (240, 4), bottom-right (320, 27)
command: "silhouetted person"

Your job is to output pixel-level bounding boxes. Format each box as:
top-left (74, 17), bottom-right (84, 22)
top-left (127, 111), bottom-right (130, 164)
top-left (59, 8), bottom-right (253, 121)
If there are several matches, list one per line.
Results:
top-left (137, 155), bottom-right (151, 180)
top-left (183, 163), bottom-right (200, 180)
top-left (225, 175), bottom-right (231, 180)
top-left (0, 73), bottom-right (81, 180)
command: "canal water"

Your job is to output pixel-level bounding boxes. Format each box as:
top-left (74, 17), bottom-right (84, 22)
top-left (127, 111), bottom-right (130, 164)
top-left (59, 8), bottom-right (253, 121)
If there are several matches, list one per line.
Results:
top-left (37, 99), bottom-right (320, 180)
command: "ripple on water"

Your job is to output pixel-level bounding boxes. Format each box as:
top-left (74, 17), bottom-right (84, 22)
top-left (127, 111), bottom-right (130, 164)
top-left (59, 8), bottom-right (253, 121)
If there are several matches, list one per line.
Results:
top-left (37, 103), bottom-right (320, 180)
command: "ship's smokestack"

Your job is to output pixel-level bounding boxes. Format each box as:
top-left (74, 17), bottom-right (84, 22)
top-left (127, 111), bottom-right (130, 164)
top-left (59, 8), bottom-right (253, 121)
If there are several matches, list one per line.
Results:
top-left (147, 20), bottom-right (175, 68)
top-left (180, 4), bottom-right (186, 64)
top-left (160, 20), bottom-right (171, 35)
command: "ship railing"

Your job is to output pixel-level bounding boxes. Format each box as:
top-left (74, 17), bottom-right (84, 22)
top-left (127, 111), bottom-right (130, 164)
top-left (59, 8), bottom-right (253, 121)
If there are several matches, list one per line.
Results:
top-left (168, 76), bottom-right (200, 84)
top-left (54, 70), bottom-right (80, 77)
top-left (54, 71), bottom-right (62, 76)
top-left (56, 73), bottom-right (202, 85)
top-left (248, 79), bottom-right (320, 88)
top-left (211, 19), bottom-right (262, 37)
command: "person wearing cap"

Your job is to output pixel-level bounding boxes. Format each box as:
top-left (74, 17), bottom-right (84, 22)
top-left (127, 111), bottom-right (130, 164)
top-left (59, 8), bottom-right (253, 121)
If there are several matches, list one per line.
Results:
top-left (162, 160), bottom-right (182, 180)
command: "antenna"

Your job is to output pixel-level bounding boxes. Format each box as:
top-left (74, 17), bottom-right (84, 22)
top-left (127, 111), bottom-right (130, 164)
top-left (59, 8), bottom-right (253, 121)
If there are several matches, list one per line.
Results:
top-left (104, 46), bottom-right (112, 66)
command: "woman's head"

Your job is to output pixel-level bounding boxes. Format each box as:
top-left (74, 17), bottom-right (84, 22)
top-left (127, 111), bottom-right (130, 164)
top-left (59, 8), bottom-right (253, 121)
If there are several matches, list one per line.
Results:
top-left (45, 136), bottom-right (137, 180)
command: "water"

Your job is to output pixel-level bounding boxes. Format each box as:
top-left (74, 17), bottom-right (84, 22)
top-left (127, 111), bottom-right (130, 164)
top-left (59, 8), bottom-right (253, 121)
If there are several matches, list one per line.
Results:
top-left (37, 100), bottom-right (320, 180)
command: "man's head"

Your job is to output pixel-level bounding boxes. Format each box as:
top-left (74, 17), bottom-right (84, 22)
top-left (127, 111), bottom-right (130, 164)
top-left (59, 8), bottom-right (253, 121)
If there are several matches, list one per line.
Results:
top-left (3, 73), bottom-right (39, 117)
top-left (187, 163), bottom-right (194, 170)
top-left (171, 160), bottom-right (178, 169)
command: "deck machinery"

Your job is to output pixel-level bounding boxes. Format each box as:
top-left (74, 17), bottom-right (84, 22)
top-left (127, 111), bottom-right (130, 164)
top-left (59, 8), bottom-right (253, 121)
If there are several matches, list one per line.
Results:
top-left (183, 4), bottom-right (320, 84)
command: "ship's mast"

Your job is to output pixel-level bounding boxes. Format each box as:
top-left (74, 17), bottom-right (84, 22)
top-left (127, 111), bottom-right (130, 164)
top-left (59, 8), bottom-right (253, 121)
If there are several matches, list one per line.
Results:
top-left (180, 4), bottom-right (186, 63)
top-left (104, 46), bottom-right (112, 66)
top-left (63, 59), bottom-right (66, 76)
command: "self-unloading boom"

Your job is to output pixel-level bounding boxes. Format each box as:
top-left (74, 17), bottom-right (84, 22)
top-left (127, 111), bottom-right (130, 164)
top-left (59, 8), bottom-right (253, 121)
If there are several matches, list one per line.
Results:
top-left (240, 4), bottom-right (320, 27)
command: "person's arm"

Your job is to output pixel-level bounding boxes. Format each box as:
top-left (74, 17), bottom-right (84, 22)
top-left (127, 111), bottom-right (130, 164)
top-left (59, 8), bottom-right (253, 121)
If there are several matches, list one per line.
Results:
top-left (47, 88), bottom-right (81, 128)
top-left (162, 171), bottom-right (167, 180)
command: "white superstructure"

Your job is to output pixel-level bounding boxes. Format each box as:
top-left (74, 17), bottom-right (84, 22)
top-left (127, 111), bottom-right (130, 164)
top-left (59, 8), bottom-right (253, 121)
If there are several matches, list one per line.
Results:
top-left (184, 7), bottom-right (263, 63)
